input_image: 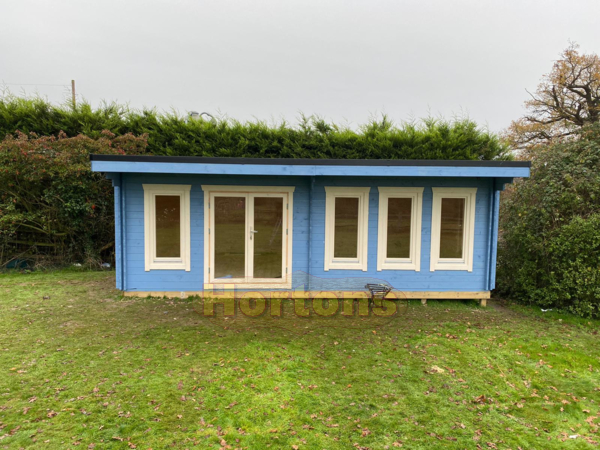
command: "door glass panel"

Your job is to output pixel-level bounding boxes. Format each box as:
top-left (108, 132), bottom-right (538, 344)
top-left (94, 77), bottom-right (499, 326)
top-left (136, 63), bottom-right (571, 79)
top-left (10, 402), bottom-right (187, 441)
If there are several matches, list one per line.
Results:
top-left (439, 198), bottom-right (465, 259)
top-left (253, 197), bottom-right (283, 278)
top-left (214, 196), bottom-right (246, 279)
top-left (386, 197), bottom-right (412, 258)
top-left (334, 197), bottom-right (359, 258)
top-left (155, 195), bottom-right (180, 257)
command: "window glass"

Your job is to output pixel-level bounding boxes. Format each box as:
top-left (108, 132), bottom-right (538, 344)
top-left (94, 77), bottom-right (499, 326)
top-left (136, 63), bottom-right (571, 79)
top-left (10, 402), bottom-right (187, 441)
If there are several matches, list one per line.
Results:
top-left (253, 197), bottom-right (283, 279)
top-left (439, 198), bottom-right (465, 259)
top-left (386, 197), bottom-right (412, 258)
top-left (334, 197), bottom-right (359, 258)
top-left (214, 196), bottom-right (246, 279)
top-left (155, 195), bottom-right (181, 257)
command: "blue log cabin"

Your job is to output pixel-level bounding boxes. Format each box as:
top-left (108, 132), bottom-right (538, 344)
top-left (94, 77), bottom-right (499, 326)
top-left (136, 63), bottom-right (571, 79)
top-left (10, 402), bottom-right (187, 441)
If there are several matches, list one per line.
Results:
top-left (90, 155), bottom-right (530, 305)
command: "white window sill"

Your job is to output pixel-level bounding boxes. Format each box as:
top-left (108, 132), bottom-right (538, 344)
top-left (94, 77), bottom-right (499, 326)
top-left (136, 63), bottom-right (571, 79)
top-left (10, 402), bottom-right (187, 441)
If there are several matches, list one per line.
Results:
top-left (146, 259), bottom-right (189, 271)
top-left (430, 260), bottom-right (472, 272)
top-left (378, 259), bottom-right (419, 271)
top-left (325, 260), bottom-right (368, 271)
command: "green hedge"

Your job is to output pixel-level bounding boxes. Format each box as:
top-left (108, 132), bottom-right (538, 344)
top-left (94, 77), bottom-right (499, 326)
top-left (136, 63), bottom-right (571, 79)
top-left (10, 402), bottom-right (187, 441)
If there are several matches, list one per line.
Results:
top-left (0, 131), bottom-right (147, 267)
top-left (497, 124), bottom-right (600, 317)
top-left (0, 96), bottom-right (510, 160)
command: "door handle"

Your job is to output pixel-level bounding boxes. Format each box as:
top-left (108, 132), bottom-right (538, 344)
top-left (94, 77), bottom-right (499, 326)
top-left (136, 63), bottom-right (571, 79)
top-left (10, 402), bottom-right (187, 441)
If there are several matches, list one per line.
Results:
top-left (250, 228), bottom-right (258, 240)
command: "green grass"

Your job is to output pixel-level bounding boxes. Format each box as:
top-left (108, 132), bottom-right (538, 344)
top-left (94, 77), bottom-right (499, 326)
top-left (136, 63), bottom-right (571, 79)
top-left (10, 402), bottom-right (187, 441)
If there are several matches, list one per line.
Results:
top-left (1, 271), bottom-right (599, 449)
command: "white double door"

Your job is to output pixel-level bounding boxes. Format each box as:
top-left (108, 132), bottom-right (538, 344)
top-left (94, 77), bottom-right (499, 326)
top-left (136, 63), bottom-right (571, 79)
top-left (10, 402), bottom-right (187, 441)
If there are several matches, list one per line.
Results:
top-left (207, 189), bottom-right (291, 287)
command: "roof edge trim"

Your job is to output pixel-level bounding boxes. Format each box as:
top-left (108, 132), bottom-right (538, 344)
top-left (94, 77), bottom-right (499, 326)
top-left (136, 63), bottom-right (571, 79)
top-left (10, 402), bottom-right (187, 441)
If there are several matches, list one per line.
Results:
top-left (90, 154), bottom-right (530, 168)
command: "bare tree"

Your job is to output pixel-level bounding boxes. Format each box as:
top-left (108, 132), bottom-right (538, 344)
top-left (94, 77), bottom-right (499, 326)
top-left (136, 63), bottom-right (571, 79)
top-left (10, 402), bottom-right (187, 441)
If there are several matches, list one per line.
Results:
top-left (506, 43), bottom-right (600, 153)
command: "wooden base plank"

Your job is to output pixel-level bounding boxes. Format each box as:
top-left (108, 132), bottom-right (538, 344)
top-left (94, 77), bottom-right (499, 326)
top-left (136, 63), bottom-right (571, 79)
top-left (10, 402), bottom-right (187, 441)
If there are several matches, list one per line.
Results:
top-left (123, 290), bottom-right (491, 300)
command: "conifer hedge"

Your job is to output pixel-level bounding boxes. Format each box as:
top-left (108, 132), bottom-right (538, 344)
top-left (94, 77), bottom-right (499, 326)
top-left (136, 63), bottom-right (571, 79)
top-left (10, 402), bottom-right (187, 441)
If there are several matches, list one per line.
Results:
top-left (0, 96), bottom-right (510, 160)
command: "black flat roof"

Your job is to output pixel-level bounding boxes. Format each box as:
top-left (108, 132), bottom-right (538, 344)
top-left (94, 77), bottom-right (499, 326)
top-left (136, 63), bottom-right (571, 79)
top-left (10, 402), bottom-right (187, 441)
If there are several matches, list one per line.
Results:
top-left (90, 154), bottom-right (530, 168)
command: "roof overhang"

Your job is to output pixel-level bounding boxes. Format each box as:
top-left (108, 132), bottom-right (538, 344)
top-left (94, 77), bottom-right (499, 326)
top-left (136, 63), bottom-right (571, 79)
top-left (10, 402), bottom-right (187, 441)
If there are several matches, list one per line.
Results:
top-left (90, 155), bottom-right (531, 178)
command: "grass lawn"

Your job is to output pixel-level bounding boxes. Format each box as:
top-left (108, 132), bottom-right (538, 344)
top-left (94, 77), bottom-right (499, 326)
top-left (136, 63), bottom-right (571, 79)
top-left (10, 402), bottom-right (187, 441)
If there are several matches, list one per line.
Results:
top-left (1, 271), bottom-right (599, 449)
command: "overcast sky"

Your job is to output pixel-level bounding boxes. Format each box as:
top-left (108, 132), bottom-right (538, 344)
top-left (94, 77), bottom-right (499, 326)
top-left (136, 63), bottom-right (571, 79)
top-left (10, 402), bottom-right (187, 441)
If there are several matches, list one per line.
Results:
top-left (1, 0), bottom-right (599, 132)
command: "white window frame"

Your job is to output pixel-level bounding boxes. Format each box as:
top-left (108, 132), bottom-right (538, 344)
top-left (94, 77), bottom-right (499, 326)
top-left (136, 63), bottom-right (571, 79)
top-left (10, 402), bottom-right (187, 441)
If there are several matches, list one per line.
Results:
top-left (324, 187), bottom-right (370, 271)
top-left (430, 187), bottom-right (477, 272)
top-left (201, 185), bottom-right (294, 290)
top-left (377, 187), bottom-right (424, 271)
top-left (143, 184), bottom-right (191, 271)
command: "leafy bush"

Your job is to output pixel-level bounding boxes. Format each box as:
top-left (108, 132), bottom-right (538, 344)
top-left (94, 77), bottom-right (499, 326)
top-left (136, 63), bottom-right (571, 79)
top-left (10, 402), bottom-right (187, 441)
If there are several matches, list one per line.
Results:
top-left (0, 96), bottom-right (511, 160)
top-left (0, 131), bottom-right (147, 267)
top-left (497, 124), bottom-right (600, 317)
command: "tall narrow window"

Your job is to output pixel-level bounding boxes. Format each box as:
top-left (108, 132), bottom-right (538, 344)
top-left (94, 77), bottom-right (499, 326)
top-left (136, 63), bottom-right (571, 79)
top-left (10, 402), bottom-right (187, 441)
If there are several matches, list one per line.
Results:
top-left (377, 187), bottom-right (423, 271)
top-left (155, 195), bottom-right (181, 258)
top-left (334, 197), bottom-right (359, 258)
top-left (387, 198), bottom-right (411, 258)
top-left (430, 188), bottom-right (477, 272)
top-left (324, 187), bottom-right (370, 271)
top-left (143, 184), bottom-right (191, 271)
top-left (439, 198), bottom-right (465, 259)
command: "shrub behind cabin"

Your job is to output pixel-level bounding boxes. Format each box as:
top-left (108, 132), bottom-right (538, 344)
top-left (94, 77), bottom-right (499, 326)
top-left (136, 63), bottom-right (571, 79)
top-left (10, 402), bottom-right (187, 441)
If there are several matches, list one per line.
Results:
top-left (497, 124), bottom-right (600, 317)
top-left (0, 131), bottom-right (146, 267)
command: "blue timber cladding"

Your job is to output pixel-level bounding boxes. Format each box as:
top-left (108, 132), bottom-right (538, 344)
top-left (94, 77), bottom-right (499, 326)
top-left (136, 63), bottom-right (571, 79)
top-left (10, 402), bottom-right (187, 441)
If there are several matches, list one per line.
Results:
top-left (121, 174), bottom-right (310, 292)
top-left (117, 172), bottom-right (496, 293)
top-left (308, 176), bottom-right (490, 292)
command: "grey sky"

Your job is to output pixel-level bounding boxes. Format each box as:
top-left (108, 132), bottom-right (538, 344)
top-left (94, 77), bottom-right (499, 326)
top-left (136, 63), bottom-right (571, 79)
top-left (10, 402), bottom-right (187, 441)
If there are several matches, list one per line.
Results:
top-left (1, 0), bottom-right (599, 132)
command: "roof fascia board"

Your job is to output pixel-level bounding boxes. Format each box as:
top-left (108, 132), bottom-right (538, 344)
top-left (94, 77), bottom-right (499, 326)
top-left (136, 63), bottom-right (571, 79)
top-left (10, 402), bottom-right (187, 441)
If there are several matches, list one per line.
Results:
top-left (90, 154), bottom-right (530, 168)
top-left (91, 160), bottom-right (530, 178)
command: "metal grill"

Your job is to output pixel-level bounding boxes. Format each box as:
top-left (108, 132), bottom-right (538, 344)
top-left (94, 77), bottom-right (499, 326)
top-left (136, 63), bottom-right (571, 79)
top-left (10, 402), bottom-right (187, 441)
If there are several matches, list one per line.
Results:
top-left (365, 283), bottom-right (392, 305)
